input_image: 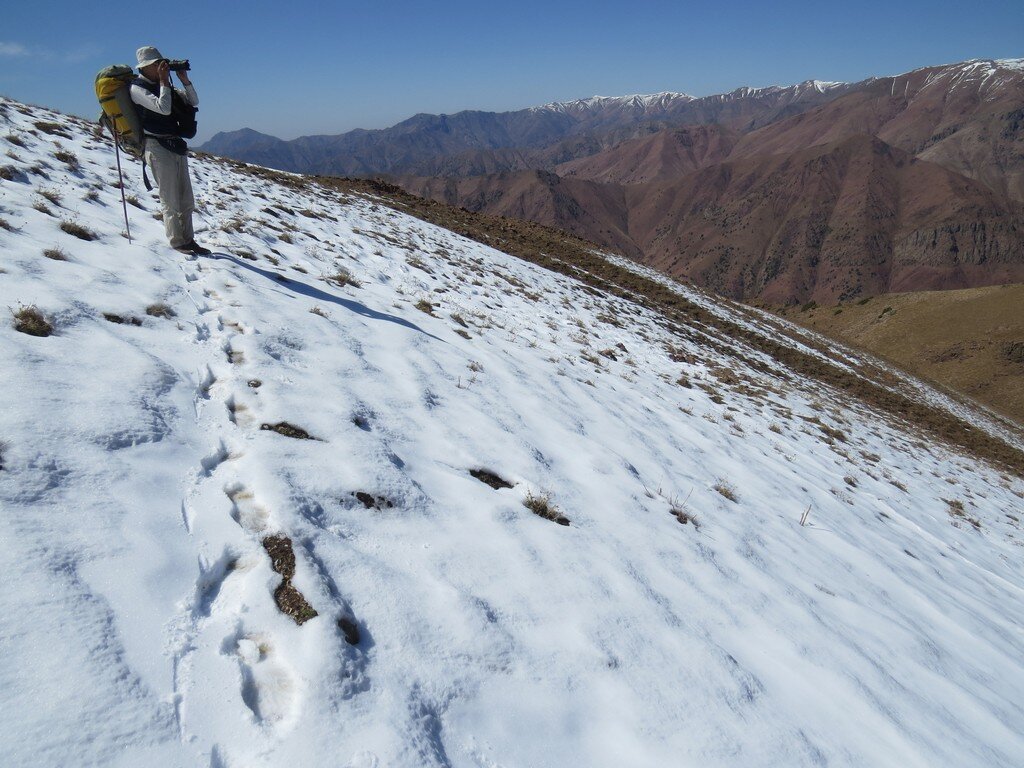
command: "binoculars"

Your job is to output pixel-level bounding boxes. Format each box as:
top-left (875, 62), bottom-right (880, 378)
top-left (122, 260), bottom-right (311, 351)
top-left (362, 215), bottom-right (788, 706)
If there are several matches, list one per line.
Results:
top-left (166, 59), bottom-right (191, 72)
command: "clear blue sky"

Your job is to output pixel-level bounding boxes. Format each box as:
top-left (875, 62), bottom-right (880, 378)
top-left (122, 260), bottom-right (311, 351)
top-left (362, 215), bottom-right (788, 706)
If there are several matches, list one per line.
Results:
top-left (1, 1), bottom-right (1021, 142)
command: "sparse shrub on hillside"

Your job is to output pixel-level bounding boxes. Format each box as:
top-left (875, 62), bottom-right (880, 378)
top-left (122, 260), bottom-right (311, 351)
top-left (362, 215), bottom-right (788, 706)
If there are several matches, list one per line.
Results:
top-left (309, 306), bottom-right (329, 318)
top-left (38, 187), bottom-right (61, 206)
top-left (945, 498), bottom-right (981, 530)
top-left (32, 199), bottom-right (53, 216)
top-left (0, 165), bottom-right (23, 181)
top-left (33, 121), bottom-right (70, 137)
top-left (524, 490), bottom-right (570, 526)
top-left (145, 302), bottom-right (175, 319)
top-left (278, 231), bottom-right (293, 244)
top-left (53, 149), bottom-right (79, 170)
top-left (713, 479), bottom-right (738, 503)
top-left (0, 216), bottom-right (13, 231)
top-left (414, 298), bottom-right (435, 316)
top-left (43, 247), bottom-right (67, 261)
top-left (60, 220), bottom-right (97, 241)
top-left (83, 189), bottom-right (100, 203)
top-left (324, 266), bottom-right (360, 288)
top-left (12, 305), bottom-right (53, 337)
top-left (801, 301), bottom-right (818, 312)
top-left (126, 194), bottom-right (144, 209)
top-left (4, 133), bottom-right (26, 148)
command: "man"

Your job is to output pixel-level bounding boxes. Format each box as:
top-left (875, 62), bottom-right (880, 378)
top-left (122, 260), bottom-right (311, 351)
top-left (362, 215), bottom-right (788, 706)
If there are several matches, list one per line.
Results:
top-left (131, 46), bottom-right (209, 255)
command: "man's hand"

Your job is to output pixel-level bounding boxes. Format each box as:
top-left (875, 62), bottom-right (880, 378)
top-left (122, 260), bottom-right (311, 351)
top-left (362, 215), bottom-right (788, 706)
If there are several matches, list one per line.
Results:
top-left (156, 60), bottom-right (171, 87)
top-left (177, 69), bottom-right (192, 86)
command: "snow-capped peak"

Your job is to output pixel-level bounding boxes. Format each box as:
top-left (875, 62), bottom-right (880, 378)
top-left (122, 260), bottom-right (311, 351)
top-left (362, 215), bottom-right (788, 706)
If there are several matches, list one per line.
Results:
top-left (534, 92), bottom-right (694, 114)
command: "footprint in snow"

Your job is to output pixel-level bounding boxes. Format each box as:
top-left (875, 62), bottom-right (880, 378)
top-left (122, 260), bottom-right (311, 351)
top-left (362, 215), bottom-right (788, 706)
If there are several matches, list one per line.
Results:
top-left (232, 633), bottom-right (300, 733)
top-left (225, 483), bottom-right (271, 534)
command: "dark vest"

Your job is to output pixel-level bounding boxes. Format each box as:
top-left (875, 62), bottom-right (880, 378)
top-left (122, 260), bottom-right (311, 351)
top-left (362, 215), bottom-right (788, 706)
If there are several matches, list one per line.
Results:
top-left (133, 78), bottom-right (185, 137)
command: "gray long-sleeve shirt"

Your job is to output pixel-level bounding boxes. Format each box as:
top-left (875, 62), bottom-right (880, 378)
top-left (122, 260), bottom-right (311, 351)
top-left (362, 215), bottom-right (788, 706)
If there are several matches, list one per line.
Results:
top-left (129, 76), bottom-right (198, 118)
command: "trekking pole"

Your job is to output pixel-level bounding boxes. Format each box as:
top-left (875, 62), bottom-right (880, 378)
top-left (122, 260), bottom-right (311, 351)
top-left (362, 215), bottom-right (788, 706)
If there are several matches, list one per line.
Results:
top-left (106, 121), bottom-right (133, 243)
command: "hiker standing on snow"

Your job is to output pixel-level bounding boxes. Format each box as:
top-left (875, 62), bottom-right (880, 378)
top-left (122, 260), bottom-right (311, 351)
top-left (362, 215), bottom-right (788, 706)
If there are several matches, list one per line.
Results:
top-left (131, 46), bottom-right (209, 255)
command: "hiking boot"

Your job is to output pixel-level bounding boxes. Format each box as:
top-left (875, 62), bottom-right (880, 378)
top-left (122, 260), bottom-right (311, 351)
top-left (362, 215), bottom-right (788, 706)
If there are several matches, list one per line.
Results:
top-left (174, 240), bottom-right (211, 256)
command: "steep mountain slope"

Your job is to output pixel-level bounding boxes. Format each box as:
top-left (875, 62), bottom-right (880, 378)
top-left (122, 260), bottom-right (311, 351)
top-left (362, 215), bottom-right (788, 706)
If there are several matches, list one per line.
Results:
top-left (556, 124), bottom-right (742, 184)
top-left (626, 134), bottom-right (1024, 302)
top-left (728, 59), bottom-right (1024, 201)
top-left (3, 98), bottom-right (1024, 768)
top-left (401, 133), bottom-right (1024, 303)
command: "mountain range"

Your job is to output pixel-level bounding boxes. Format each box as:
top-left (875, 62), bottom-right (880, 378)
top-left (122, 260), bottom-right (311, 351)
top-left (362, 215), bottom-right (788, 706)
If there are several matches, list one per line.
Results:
top-left (201, 59), bottom-right (1024, 303)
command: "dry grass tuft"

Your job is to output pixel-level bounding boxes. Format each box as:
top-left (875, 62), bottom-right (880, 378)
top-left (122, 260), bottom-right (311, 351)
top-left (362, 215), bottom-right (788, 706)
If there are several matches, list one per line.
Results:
top-left (60, 220), bottom-right (97, 241)
top-left (145, 302), bottom-right (175, 319)
top-left (713, 479), bottom-right (738, 503)
top-left (42, 247), bottom-right (67, 261)
top-left (53, 149), bottom-right (79, 170)
top-left (12, 305), bottom-right (53, 336)
top-left (524, 490), bottom-right (570, 525)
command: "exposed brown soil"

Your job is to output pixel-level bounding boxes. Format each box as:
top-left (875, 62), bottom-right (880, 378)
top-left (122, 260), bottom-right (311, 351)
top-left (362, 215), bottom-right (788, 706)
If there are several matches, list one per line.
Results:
top-left (353, 491), bottom-right (394, 510)
top-left (260, 421), bottom-right (316, 440)
top-left (103, 312), bottom-right (142, 326)
top-left (469, 469), bottom-right (514, 490)
top-left (262, 534), bottom-right (318, 625)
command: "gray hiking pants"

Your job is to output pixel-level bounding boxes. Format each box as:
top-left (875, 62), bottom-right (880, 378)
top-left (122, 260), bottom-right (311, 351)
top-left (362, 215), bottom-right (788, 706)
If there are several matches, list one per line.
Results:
top-left (146, 140), bottom-right (195, 248)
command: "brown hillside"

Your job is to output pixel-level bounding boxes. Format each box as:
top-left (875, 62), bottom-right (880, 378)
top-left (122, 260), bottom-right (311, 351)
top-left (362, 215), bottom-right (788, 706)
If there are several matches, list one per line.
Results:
top-left (775, 283), bottom-right (1024, 425)
top-left (398, 134), bottom-right (1024, 304)
top-left (556, 124), bottom-right (741, 184)
top-left (628, 134), bottom-right (1024, 303)
top-left (730, 61), bottom-right (1024, 201)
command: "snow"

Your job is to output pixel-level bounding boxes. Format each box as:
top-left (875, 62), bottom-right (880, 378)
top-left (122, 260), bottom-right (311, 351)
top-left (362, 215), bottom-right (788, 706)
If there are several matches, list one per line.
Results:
top-left (534, 92), bottom-right (694, 114)
top-left (2, 97), bottom-right (1024, 767)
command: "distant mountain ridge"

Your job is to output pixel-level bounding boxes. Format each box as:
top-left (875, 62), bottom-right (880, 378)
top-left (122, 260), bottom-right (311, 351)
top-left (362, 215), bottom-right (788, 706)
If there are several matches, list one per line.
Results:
top-left (201, 58), bottom-right (1024, 303)
top-left (200, 79), bottom-right (853, 177)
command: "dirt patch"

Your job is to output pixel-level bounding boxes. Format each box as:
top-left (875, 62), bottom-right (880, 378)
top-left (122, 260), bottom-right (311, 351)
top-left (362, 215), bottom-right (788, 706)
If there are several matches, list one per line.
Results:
top-left (260, 421), bottom-right (316, 440)
top-left (145, 303), bottom-right (175, 319)
top-left (1003, 341), bottom-right (1024, 365)
top-left (262, 534), bottom-right (318, 625)
top-left (337, 616), bottom-right (360, 646)
top-left (103, 312), bottom-right (142, 326)
top-left (352, 491), bottom-right (394, 510)
top-left (470, 468), bottom-right (514, 490)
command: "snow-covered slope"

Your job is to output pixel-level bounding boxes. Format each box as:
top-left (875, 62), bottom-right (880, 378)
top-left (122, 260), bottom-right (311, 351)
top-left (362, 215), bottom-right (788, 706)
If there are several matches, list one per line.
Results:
top-left (1, 98), bottom-right (1023, 768)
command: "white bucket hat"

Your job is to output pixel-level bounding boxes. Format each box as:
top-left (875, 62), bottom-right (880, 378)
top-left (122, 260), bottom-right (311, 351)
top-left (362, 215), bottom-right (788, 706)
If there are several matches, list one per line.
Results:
top-left (136, 46), bottom-right (166, 69)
